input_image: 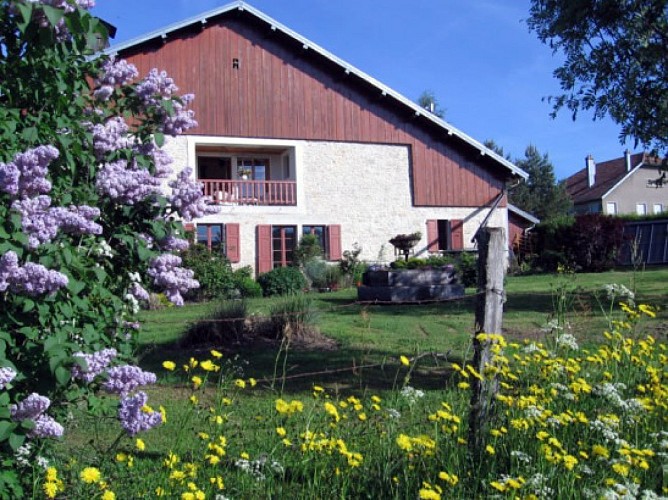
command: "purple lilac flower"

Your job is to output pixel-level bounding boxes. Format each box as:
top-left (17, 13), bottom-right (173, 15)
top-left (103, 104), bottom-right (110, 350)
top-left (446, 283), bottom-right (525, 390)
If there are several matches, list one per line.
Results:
top-left (10, 393), bottom-right (51, 420)
top-left (71, 348), bottom-right (118, 383)
top-left (161, 94), bottom-right (198, 136)
top-left (0, 251), bottom-right (68, 295)
top-left (90, 117), bottom-right (130, 158)
top-left (148, 254), bottom-right (199, 306)
top-left (135, 69), bottom-right (179, 107)
top-left (96, 159), bottom-right (163, 204)
top-left (32, 415), bottom-right (64, 438)
top-left (118, 391), bottom-right (163, 436)
top-left (12, 196), bottom-right (102, 249)
top-left (129, 282), bottom-right (150, 301)
top-left (0, 145), bottom-right (58, 197)
top-left (0, 367), bottom-right (17, 389)
top-left (10, 393), bottom-right (63, 438)
top-left (168, 167), bottom-right (220, 221)
top-left (159, 235), bottom-right (190, 252)
top-left (94, 58), bottom-right (138, 100)
top-left (102, 365), bottom-right (157, 396)
top-left (132, 141), bottom-right (174, 179)
top-left (0, 161), bottom-right (19, 195)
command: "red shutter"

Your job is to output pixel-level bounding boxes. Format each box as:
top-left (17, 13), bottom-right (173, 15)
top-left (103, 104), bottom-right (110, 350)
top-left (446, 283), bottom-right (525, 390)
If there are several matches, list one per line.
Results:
top-left (183, 223), bottom-right (195, 232)
top-left (327, 225), bottom-right (342, 261)
top-left (451, 219), bottom-right (464, 250)
top-left (426, 220), bottom-right (438, 253)
top-left (226, 223), bottom-right (240, 263)
top-left (256, 225), bottom-right (273, 274)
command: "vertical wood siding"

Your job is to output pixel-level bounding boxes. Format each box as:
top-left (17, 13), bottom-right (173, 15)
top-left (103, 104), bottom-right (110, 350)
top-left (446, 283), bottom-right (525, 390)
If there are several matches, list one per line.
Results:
top-left (121, 15), bottom-right (507, 207)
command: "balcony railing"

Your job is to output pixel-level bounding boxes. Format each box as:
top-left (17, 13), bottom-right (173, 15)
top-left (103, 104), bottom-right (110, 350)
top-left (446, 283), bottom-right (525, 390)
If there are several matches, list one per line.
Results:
top-left (200, 179), bottom-right (297, 206)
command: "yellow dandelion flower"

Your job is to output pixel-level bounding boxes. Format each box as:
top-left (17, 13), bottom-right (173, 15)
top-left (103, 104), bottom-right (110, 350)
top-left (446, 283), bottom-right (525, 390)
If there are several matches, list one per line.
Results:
top-left (45, 467), bottom-right (58, 482)
top-left (189, 395), bottom-right (198, 405)
top-left (234, 379), bottom-right (246, 389)
top-left (210, 349), bottom-right (223, 358)
top-left (249, 378), bottom-right (257, 387)
top-left (102, 491), bottom-right (116, 500)
top-left (240, 452), bottom-right (250, 460)
top-left (457, 381), bottom-right (470, 390)
top-left (155, 487), bottom-right (166, 496)
top-left (358, 412), bottom-right (367, 421)
top-left (419, 488), bottom-right (441, 499)
top-left (276, 427), bottom-right (287, 437)
top-left (80, 467), bottom-right (101, 484)
top-left (400, 355), bottom-right (410, 367)
top-left (43, 482), bottom-right (58, 499)
top-left (162, 361), bottom-right (176, 371)
top-left (200, 360), bottom-right (218, 372)
top-left (485, 445), bottom-right (495, 455)
top-left (191, 376), bottom-right (202, 389)
top-left (136, 438), bottom-right (145, 451)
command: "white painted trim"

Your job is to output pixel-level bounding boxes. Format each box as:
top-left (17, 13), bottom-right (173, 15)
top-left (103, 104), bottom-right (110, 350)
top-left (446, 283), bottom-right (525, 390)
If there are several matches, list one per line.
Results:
top-left (601, 161), bottom-right (645, 199)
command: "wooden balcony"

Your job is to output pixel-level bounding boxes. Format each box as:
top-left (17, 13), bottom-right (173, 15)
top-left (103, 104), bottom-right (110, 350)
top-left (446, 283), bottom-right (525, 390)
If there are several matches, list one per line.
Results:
top-left (201, 179), bottom-right (297, 206)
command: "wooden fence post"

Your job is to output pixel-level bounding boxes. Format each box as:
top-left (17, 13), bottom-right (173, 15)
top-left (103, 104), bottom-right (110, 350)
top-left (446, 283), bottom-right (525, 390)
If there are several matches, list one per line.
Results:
top-left (468, 227), bottom-right (505, 462)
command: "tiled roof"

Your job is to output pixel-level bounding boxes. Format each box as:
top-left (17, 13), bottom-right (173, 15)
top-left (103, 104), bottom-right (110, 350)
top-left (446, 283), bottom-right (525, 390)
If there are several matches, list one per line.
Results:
top-left (564, 153), bottom-right (647, 204)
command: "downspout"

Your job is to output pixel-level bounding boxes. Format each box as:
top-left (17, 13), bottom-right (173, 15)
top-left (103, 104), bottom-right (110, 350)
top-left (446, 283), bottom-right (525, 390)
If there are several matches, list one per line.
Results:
top-left (471, 188), bottom-right (507, 244)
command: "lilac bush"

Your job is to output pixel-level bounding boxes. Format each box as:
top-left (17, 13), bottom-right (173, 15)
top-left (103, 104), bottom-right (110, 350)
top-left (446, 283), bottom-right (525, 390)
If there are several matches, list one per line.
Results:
top-left (118, 391), bottom-right (163, 436)
top-left (0, 2), bottom-right (218, 492)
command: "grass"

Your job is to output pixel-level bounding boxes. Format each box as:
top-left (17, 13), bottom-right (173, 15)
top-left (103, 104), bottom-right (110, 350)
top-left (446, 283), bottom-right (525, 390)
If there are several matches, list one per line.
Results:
top-left (46, 267), bottom-right (668, 499)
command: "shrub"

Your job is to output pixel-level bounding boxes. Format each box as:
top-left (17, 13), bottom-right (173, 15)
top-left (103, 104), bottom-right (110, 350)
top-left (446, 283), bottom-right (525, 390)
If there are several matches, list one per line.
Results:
top-left (294, 234), bottom-right (322, 267)
top-left (339, 243), bottom-right (363, 287)
top-left (269, 293), bottom-right (318, 339)
top-left (236, 277), bottom-right (263, 298)
top-left (181, 244), bottom-right (236, 300)
top-left (303, 257), bottom-right (329, 289)
top-left (456, 251), bottom-right (478, 287)
top-left (257, 267), bottom-right (307, 297)
top-left (183, 300), bottom-right (247, 346)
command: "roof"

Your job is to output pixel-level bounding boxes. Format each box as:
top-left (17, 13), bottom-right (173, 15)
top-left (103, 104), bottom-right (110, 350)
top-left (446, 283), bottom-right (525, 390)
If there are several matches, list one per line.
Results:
top-left (105, 1), bottom-right (527, 181)
top-left (508, 204), bottom-right (540, 225)
top-left (564, 152), bottom-right (650, 204)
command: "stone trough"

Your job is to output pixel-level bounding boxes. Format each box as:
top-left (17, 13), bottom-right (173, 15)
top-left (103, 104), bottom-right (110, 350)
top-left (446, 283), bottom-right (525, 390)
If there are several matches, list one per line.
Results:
top-left (357, 267), bottom-right (465, 302)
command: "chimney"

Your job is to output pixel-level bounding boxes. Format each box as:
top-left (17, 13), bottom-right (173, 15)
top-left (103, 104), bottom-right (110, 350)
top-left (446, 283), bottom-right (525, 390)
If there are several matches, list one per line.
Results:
top-left (625, 149), bottom-right (632, 172)
top-left (586, 155), bottom-right (596, 187)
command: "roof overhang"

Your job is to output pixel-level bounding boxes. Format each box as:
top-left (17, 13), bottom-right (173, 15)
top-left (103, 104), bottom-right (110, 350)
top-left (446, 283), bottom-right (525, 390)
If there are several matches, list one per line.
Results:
top-left (104, 1), bottom-right (528, 181)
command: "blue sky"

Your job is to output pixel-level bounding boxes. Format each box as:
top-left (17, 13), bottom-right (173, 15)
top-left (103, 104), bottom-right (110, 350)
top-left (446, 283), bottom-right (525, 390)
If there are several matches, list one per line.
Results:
top-left (91, 0), bottom-right (633, 180)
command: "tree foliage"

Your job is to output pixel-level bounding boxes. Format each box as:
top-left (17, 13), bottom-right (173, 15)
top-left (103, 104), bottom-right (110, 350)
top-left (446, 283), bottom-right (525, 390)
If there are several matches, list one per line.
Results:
top-left (527, 0), bottom-right (668, 154)
top-left (509, 145), bottom-right (572, 222)
top-left (416, 90), bottom-right (446, 118)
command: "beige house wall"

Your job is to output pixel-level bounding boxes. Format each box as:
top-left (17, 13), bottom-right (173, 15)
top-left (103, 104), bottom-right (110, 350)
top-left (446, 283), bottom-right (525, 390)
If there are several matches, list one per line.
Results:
top-left (163, 137), bottom-right (508, 272)
top-left (602, 166), bottom-right (668, 215)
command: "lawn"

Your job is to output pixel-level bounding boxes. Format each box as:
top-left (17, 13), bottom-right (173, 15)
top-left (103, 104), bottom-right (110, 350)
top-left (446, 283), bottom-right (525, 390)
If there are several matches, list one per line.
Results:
top-left (136, 267), bottom-right (668, 392)
top-left (49, 267), bottom-right (667, 499)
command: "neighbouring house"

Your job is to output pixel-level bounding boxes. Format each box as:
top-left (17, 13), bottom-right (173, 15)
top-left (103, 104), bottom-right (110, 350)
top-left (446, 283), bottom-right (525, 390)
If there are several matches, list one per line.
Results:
top-left (564, 151), bottom-right (666, 216)
top-left (507, 204), bottom-right (539, 263)
top-left (106, 1), bottom-right (527, 274)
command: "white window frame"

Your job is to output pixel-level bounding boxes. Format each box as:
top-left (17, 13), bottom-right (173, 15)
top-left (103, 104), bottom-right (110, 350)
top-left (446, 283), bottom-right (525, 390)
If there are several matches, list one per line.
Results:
top-left (653, 203), bottom-right (663, 214)
top-left (636, 203), bottom-right (647, 216)
top-left (605, 202), bottom-right (617, 215)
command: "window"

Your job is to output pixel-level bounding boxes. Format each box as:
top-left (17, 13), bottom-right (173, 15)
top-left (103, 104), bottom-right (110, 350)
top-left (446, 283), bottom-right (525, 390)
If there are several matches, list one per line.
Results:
top-left (636, 203), bottom-right (647, 216)
top-left (653, 203), bottom-right (663, 214)
top-left (302, 225), bottom-right (342, 261)
top-left (195, 223), bottom-right (240, 262)
top-left (606, 202), bottom-right (617, 215)
top-left (257, 224), bottom-right (341, 273)
top-left (272, 225), bottom-right (297, 268)
top-left (426, 219), bottom-right (464, 252)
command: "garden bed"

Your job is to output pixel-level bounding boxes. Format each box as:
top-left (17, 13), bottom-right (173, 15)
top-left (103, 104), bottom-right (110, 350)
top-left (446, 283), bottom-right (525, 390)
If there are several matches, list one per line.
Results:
top-left (358, 268), bottom-right (464, 302)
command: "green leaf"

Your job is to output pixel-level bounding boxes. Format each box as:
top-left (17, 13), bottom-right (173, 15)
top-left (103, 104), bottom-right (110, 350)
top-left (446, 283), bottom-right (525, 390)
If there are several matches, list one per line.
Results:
top-left (21, 299), bottom-right (35, 313)
top-left (21, 127), bottom-right (38, 142)
top-left (154, 132), bottom-right (165, 147)
top-left (41, 5), bottom-right (65, 27)
top-left (8, 432), bottom-right (25, 451)
top-left (55, 366), bottom-right (70, 386)
top-left (15, 4), bottom-right (33, 33)
top-left (68, 279), bottom-right (86, 296)
top-left (0, 421), bottom-right (16, 442)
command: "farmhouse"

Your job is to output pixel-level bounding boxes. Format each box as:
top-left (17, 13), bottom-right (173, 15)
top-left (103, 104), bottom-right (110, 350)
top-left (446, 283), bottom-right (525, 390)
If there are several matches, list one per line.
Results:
top-left (107, 1), bottom-right (527, 274)
top-left (565, 151), bottom-right (666, 216)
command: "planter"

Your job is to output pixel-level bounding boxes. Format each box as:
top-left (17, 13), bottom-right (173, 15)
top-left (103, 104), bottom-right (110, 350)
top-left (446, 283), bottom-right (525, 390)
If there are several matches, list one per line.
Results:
top-left (358, 268), bottom-right (464, 302)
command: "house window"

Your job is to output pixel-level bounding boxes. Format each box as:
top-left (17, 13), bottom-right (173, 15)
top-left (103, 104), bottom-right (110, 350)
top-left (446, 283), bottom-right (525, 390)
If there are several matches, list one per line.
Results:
top-left (197, 224), bottom-right (225, 251)
top-left (653, 203), bottom-right (663, 214)
top-left (272, 225), bottom-right (297, 268)
top-left (195, 223), bottom-right (240, 263)
top-left (426, 219), bottom-right (464, 252)
top-left (301, 225), bottom-right (342, 261)
top-left (636, 203), bottom-right (647, 216)
top-left (606, 202), bottom-right (617, 215)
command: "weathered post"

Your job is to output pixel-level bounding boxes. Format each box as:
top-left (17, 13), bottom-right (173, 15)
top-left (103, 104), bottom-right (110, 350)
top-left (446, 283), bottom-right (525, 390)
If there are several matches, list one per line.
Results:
top-left (468, 227), bottom-right (505, 462)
